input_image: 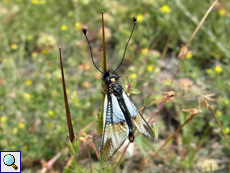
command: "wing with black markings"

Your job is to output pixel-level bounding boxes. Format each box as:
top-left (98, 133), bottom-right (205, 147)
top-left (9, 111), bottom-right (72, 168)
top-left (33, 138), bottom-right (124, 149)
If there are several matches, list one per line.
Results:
top-left (100, 94), bottom-right (129, 162)
top-left (122, 90), bottom-right (155, 142)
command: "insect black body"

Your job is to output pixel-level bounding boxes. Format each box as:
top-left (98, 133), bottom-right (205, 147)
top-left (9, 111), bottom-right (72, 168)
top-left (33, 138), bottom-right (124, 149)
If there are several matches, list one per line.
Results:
top-left (103, 71), bottom-right (134, 142)
top-left (83, 16), bottom-right (155, 162)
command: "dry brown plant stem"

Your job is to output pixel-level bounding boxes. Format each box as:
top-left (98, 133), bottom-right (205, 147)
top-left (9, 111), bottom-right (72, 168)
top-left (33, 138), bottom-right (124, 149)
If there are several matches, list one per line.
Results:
top-left (113, 142), bottom-right (130, 170)
top-left (228, 161), bottom-right (230, 173)
top-left (100, 12), bottom-right (107, 138)
top-left (139, 95), bottom-right (168, 111)
top-left (153, 115), bottom-right (195, 156)
top-left (185, 0), bottom-right (219, 47)
top-left (87, 145), bottom-right (92, 173)
top-left (79, 122), bottom-right (94, 135)
top-left (178, 0), bottom-right (219, 59)
top-left (208, 106), bottom-right (230, 149)
top-left (200, 94), bottom-right (230, 148)
top-left (101, 12), bottom-right (107, 111)
top-left (160, 37), bottom-right (170, 60)
top-left (64, 156), bottom-right (75, 170)
top-left (150, 35), bottom-right (162, 50)
top-left (102, 11), bottom-right (107, 72)
top-left (59, 47), bottom-right (75, 142)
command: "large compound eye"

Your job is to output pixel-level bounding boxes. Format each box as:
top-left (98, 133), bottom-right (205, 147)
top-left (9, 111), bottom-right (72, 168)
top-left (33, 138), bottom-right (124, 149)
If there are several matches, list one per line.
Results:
top-left (105, 77), bottom-right (110, 84)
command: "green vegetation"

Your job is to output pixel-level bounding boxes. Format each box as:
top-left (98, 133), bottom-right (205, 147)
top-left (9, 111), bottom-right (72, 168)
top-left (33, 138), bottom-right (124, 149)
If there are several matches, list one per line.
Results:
top-left (0, 0), bottom-right (229, 172)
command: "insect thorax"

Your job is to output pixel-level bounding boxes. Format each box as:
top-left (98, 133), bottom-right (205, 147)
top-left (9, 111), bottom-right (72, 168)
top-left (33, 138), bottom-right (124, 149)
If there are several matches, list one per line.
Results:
top-left (102, 71), bottom-right (121, 95)
top-left (108, 82), bottom-right (122, 96)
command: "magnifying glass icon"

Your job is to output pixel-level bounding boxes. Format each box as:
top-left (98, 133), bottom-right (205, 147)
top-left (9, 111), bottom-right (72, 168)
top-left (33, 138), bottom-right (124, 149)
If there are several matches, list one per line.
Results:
top-left (3, 154), bottom-right (18, 170)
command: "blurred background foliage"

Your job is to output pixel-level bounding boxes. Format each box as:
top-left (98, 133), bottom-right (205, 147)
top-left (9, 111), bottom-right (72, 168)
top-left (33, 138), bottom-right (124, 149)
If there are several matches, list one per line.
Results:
top-left (0, 0), bottom-right (229, 172)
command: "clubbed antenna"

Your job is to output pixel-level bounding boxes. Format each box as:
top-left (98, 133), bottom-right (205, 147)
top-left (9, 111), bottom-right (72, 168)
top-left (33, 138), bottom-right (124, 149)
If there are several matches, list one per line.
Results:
top-left (82, 28), bottom-right (104, 74)
top-left (113, 17), bottom-right (137, 73)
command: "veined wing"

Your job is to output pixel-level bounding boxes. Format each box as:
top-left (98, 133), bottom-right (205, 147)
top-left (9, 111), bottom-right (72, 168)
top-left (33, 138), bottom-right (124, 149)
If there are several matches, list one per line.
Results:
top-left (122, 90), bottom-right (155, 142)
top-left (100, 94), bottom-right (129, 162)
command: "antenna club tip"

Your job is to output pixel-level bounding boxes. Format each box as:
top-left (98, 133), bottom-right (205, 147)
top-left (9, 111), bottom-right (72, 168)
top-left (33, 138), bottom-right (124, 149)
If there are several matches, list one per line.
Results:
top-left (133, 16), bottom-right (137, 23)
top-left (82, 28), bottom-right (87, 35)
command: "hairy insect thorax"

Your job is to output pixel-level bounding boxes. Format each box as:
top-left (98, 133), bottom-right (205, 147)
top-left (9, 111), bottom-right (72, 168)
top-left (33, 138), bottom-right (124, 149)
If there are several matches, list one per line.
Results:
top-left (102, 71), bottom-right (122, 96)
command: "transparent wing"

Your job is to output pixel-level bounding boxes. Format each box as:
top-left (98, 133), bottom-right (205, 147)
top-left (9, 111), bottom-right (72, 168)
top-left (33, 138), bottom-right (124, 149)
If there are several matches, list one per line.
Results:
top-left (100, 94), bottom-right (129, 162)
top-left (122, 90), bottom-right (155, 142)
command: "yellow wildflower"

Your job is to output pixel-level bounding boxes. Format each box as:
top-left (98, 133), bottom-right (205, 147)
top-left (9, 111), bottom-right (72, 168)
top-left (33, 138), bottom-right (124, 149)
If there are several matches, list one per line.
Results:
top-left (22, 146), bottom-right (28, 151)
top-left (11, 146), bottom-right (16, 150)
top-left (74, 98), bottom-right (78, 104)
top-left (224, 127), bottom-right (230, 134)
top-left (25, 80), bottom-right (32, 86)
top-left (23, 93), bottom-right (31, 100)
top-left (3, 0), bottom-right (9, 3)
top-left (71, 91), bottom-right (77, 99)
top-left (47, 122), bottom-right (52, 127)
top-left (52, 90), bottom-right (58, 96)
top-left (32, 0), bottom-right (46, 5)
top-left (206, 69), bottom-right (213, 74)
top-left (41, 49), bottom-right (48, 55)
top-left (216, 110), bottom-right (222, 117)
top-left (130, 73), bottom-right (137, 80)
top-left (27, 35), bottom-right (33, 40)
top-left (147, 65), bottom-right (154, 72)
top-left (219, 8), bottom-right (226, 16)
top-left (13, 128), bottom-right (18, 135)
top-left (224, 99), bottom-right (229, 105)
top-left (18, 123), bottom-right (25, 129)
top-left (72, 91), bottom-right (79, 106)
top-left (136, 14), bottom-right (143, 22)
top-left (215, 65), bottom-right (222, 73)
top-left (185, 52), bottom-right (193, 59)
top-left (0, 117), bottom-right (7, 122)
top-left (141, 48), bottom-right (149, 55)
top-left (31, 52), bottom-right (38, 58)
top-left (48, 110), bottom-right (54, 116)
top-left (32, 0), bottom-right (37, 4)
top-left (60, 25), bottom-right (68, 31)
top-left (10, 44), bottom-right (18, 50)
top-left (160, 5), bottom-right (171, 13)
top-left (75, 22), bottom-right (81, 31)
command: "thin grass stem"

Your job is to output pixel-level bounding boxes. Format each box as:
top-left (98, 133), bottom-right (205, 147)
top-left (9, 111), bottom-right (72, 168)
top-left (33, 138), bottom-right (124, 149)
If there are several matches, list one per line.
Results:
top-left (87, 145), bottom-right (92, 173)
top-left (208, 106), bottom-right (230, 149)
top-left (153, 115), bottom-right (195, 156)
